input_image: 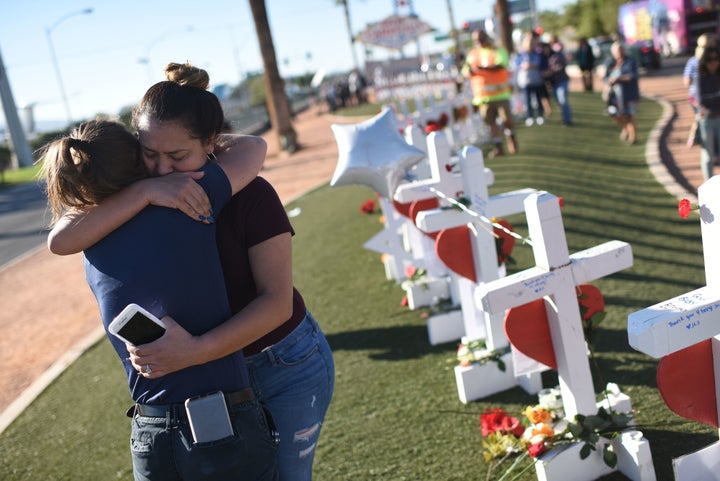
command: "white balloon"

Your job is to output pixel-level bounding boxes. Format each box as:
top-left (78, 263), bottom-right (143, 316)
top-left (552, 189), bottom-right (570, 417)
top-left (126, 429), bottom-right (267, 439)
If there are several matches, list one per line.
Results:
top-left (330, 106), bottom-right (426, 198)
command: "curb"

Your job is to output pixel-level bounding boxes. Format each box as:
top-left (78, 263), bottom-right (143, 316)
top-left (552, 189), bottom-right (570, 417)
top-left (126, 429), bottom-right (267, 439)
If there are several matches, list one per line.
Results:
top-left (643, 94), bottom-right (698, 203)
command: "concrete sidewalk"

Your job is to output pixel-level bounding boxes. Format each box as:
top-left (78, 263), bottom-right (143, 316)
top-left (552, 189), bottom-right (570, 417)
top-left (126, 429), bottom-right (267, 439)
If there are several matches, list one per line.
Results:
top-left (0, 64), bottom-right (700, 431)
top-left (635, 55), bottom-right (704, 201)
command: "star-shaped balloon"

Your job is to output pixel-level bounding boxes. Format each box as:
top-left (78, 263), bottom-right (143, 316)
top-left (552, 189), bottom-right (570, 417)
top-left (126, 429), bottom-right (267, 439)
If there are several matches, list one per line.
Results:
top-left (330, 106), bottom-right (426, 198)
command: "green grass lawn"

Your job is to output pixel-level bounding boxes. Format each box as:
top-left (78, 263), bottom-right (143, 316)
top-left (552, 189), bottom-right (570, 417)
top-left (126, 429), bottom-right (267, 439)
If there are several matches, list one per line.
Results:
top-left (1, 91), bottom-right (715, 480)
top-left (0, 163), bottom-right (41, 188)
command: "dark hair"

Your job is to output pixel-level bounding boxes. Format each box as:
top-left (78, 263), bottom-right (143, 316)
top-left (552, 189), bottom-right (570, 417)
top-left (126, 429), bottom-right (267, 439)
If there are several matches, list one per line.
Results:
top-left (40, 119), bottom-right (145, 224)
top-left (699, 46), bottom-right (720, 75)
top-left (131, 62), bottom-right (224, 143)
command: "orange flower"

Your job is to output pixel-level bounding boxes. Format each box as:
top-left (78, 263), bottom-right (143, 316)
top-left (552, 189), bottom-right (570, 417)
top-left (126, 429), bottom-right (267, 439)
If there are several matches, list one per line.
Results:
top-left (530, 423), bottom-right (555, 441)
top-left (523, 405), bottom-right (552, 425)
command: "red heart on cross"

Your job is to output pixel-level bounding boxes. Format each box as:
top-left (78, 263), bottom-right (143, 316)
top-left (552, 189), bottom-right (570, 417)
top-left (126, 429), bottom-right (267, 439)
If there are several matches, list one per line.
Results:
top-left (393, 199), bottom-right (412, 218)
top-left (503, 284), bottom-right (605, 370)
top-left (657, 339), bottom-right (719, 428)
top-left (504, 298), bottom-right (557, 369)
top-left (435, 225), bottom-right (476, 282)
top-left (409, 198), bottom-right (440, 240)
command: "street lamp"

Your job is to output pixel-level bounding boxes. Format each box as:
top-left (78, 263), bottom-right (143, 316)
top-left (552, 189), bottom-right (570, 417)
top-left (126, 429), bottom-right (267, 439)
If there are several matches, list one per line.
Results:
top-left (137, 26), bottom-right (193, 83)
top-left (45, 7), bottom-right (94, 126)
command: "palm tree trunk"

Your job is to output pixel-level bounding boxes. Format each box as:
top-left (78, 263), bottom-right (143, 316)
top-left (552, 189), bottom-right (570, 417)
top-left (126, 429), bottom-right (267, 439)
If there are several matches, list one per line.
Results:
top-left (495, 0), bottom-right (514, 54)
top-left (337, 0), bottom-right (359, 70)
top-left (248, 0), bottom-right (298, 153)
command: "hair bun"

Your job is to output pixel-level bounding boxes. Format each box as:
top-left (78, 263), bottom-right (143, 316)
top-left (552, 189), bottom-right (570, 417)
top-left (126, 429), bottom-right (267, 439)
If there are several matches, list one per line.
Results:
top-left (165, 62), bottom-right (210, 90)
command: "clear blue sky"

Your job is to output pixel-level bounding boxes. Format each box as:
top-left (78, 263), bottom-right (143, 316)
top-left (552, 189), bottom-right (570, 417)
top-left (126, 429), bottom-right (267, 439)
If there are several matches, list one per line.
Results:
top-left (0, 0), bottom-right (572, 126)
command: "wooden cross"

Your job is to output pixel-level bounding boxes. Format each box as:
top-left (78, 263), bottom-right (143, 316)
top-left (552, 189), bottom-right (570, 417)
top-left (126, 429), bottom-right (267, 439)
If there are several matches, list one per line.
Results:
top-left (628, 176), bottom-right (720, 479)
top-left (477, 192), bottom-right (633, 419)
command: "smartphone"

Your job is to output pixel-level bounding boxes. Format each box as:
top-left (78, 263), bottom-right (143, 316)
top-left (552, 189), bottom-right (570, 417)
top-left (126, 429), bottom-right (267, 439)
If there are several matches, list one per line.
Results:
top-left (108, 303), bottom-right (166, 346)
top-left (185, 391), bottom-right (234, 444)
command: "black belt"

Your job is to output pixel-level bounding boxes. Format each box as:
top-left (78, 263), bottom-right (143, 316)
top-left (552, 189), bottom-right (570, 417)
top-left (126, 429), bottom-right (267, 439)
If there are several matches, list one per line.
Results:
top-left (128, 388), bottom-right (255, 418)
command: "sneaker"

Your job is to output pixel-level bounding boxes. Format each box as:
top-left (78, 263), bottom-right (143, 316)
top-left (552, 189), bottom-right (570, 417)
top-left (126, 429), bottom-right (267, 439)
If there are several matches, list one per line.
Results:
top-left (525, 118), bottom-right (534, 127)
top-left (536, 117), bottom-right (545, 126)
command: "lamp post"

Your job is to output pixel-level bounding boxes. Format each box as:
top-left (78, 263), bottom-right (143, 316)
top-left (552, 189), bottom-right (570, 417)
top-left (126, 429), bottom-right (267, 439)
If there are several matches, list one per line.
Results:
top-left (137, 26), bottom-right (194, 83)
top-left (45, 7), bottom-right (93, 127)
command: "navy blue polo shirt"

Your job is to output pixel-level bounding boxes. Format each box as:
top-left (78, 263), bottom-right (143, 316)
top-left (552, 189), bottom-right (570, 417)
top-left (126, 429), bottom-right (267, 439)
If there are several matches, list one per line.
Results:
top-left (84, 163), bottom-right (250, 404)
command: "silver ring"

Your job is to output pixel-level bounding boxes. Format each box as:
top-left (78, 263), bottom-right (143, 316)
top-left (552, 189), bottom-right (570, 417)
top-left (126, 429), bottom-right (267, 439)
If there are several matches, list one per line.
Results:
top-left (145, 364), bottom-right (152, 374)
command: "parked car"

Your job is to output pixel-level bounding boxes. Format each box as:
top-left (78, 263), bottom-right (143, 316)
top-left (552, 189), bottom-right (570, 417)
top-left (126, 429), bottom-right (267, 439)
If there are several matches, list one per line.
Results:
top-left (629, 41), bottom-right (662, 69)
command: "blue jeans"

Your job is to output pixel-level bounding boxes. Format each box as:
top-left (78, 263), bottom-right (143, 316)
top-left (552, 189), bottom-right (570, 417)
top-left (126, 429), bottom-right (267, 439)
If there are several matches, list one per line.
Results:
top-left (523, 85), bottom-right (545, 119)
top-left (698, 115), bottom-right (720, 180)
top-left (245, 311), bottom-right (335, 481)
top-left (130, 396), bottom-right (279, 481)
top-left (551, 79), bottom-right (572, 124)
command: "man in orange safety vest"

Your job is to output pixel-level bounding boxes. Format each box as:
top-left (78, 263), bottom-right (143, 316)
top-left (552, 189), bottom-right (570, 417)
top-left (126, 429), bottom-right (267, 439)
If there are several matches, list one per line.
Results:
top-left (462, 29), bottom-right (518, 158)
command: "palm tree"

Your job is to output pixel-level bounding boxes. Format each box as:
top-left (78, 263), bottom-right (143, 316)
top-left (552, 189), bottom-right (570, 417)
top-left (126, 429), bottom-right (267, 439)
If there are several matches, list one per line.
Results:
top-left (248, 0), bottom-right (298, 153)
top-left (495, 0), bottom-right (513, 54)
top-left (335, 0), bottom-right (359, 70)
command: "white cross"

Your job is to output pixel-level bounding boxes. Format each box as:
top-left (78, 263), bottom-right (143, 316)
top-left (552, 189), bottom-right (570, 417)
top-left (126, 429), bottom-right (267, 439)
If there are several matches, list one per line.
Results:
top-left (394, 131), bottom-right (481, 205)
top-left (628, 175), bottom-right (720, 479)
top-left (477, 192), bottom-right (633, 419)
top-left (363, 196), bottom-right (415, 282)
top-left (414, 141), bottom-right (535, 348)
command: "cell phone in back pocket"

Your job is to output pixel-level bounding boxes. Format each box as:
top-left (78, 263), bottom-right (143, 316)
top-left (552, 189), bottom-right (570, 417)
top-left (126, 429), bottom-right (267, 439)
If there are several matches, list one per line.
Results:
top-left (184, 391), bottom-right (234, 444)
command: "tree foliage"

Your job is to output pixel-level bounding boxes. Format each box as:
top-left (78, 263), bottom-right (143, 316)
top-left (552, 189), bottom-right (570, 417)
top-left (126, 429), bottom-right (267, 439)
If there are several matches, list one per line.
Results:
top-left (559, 0), bottom-right (626, 38)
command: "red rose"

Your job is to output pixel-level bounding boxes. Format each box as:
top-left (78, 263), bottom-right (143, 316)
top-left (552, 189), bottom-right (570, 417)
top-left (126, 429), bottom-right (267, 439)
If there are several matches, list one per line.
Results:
top-left (360, 198), bottom-right (376, 214)
top-left (480, 408), bottom-right (523, 437)
top-left (558, 197), bottom-right (565, 208)
top-left (439, 113), bottom-right (449, 127)
top-left (678, 198), bottom-right (692, 219)
top-left (445, 163), bottom-right (453, 172)
top-left (424, 120), bottom-right (440, 134)
top-left (528, 442), bottom-right (547, 458)
top-left (400, 296), bottom-right (409, 307)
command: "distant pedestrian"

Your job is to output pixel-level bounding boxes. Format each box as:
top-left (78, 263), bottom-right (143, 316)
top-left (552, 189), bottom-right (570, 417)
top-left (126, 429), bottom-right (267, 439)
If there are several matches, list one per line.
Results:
top-left (348, 69), bottom-right (368, 105)
top-left (543, 37), bottom-right (573, 126)
top-left (516, 32), bottom-right (546, 126)
top-left (604, 42), bottom-right (640, 145)
top-left (694, 45), bottom-right (720, 180)
top-left (462, 28), bottom-right (517, 157)
top-left (576, 38), bottom-right (596, 92)
top-left (684, 33), bottom-right (717, 147)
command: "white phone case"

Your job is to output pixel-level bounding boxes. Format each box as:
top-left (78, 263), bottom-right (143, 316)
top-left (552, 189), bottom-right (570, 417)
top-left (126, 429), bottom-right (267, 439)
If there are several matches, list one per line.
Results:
top-left (108, 303), bottom-right (165, 346)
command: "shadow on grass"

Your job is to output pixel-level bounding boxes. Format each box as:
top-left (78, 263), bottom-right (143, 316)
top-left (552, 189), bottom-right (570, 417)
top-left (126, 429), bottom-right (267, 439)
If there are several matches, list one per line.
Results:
top-left (325, 324), bottom-right (453, 361)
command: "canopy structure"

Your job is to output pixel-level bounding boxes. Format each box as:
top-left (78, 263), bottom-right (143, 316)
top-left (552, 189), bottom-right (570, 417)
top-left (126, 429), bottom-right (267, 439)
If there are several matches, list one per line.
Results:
top-left (356, 14), bottom-right (434, 50)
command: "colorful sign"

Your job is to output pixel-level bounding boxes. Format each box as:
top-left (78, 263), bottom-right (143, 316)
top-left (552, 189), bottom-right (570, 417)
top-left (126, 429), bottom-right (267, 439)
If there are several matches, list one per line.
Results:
top-left (618, 0), bottom-right (686, 55)
top-left (356, 15), bottom-right (434, 50)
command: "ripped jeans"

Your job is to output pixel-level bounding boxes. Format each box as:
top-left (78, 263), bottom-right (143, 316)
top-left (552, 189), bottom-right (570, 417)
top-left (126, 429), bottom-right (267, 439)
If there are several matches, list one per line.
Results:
top-left (245, 311), bottom-right (335, 481)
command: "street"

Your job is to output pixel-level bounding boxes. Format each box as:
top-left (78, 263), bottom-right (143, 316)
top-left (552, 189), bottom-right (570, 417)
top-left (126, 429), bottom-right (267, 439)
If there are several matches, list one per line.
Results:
top-left (0, 182), bottom-right (50, 268)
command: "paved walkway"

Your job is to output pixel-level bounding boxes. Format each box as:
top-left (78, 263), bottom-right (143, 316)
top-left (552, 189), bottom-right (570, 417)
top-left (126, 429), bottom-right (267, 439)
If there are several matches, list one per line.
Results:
top-left (0, 60), bottom-right (702, 432)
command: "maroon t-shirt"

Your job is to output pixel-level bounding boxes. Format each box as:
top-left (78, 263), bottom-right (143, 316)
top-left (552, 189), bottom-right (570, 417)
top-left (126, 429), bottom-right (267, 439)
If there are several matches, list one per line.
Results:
top-left (216, 176), bottom-right (306, 356)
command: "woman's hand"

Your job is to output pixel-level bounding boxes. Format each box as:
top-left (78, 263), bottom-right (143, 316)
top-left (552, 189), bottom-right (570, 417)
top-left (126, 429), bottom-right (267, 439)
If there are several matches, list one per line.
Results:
top-left (127, 316), bottom-right (205, 378)
top-left (138, 172), bottom-right (213, 223)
